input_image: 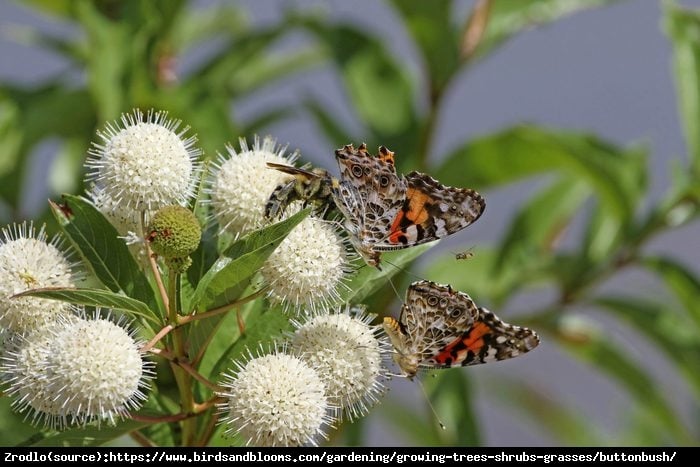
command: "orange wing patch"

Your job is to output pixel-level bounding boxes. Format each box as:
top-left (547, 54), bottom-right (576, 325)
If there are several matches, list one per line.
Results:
top-left (433, 322), bottom-right (491, 366)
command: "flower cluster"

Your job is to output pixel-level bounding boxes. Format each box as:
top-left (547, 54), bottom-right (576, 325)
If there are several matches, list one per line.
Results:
top-left (0, 108), bottom-right (393, 447)
top-left (218, 307), bottom-right (389, 446)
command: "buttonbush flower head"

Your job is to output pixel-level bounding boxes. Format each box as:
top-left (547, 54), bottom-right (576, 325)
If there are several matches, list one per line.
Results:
top-left (0, 223), bottom-right (78, 334)
top-left (1, 312), bottom-right (154, 429)
top-left (290, 306), bottom-right (389, 421)
top-left (206, 135), bottom-right (298, 237)
top-left (85, 109), bottom-right (201, 219)
top-left (0, 323), bottom-right (71, 429)
top-left (260, 204), bottom-right (354, 313)
top-left (89, 185), bottom-right (142, 237)
top-left (218, 348), bottom-right (332, 447)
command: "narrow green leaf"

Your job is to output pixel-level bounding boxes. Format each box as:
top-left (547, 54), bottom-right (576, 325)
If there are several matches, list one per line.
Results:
top-left (423, 248), bottom-right (543, 307)
top-left (389, 0), bottom-right (459, 92)
top-left (424, 372), bottom-right (480, 446)
top-left (49, 195), bottom-right (157, 312)
top-left (75, 1), bottom-right (128, 120)
top-left (342, 243), bottom-right (434, 304)
top-left (202, 302), bottom-right (292, 383)
top-left (436, 125), bottom-right (647, 225)
top-left (0, 398), bottom-right (44, 447)
top-left (595, 296), bottom-right (700, 399)
top-left (641, 256), bottom-right (700, 329)
top-left (303, 98), bottom-right (358, 146)
top-left (665, 1), bottom-right (700, 174)
top-left (297, 16), bottom-right (418, 140)
top-left (496, 177), bottom-right (590, 272)
top-left (229, 48), bottom-right (325, 97)
top-left (477, 0), bottom-right (624, 60)
top-left (171, 6), bottom-right (247, 51)
top-left (12, 0), bottom-right (74, 18)
top-left (379, 400), bottom-right (443, 446)
top-left (543, 316), bottom-right (690, 442)
top-left (15, 287), bottom-right (159, 326)
top-left (30, 420), bottom-right (150, 447)
top-left (187, 209), bottom-right (310, 312)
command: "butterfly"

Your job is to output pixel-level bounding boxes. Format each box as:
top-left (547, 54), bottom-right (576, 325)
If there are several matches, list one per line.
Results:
top-left (383, 280), bottom-right (540, 379)
top-left (266, 143), bottom-right (485, 269)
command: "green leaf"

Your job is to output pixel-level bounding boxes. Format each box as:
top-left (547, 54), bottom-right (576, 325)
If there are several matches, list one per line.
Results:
top-left (543, 315), bottom-right (690, 442)
top-left (228, 48), bottom-right (325, 97)
top-left (595, 296), bottom-right (700, 399)
top-left (640, 256), bottom-right (700, 330)
top-left (171, 5), bottom-right (247, 51)
top-left (436, 125), bottom-right (647, 225)
top-left (303, 98), bottom-right (358, 147)
top-left (665, 1), bottom-right (700, 174)
top-left (378, 399), bottom-right (443, 446)
top-left (15, 287), bottom-right (159, 326)
top-left (12, 0), bottom-right (75, 18)
top-left (29, 420), bottom-right (150, 447)
top-left (200, 302), bottom-right (292, 384)
top-left (424, 372), bottom-right (480, 446)
top-left (424, 248), bottom-right (541, 306)
top-left (75, 1), bottom-right (129, 120)
top-left (496, 177), bottom-right (590, 272)
top-left (342, 243), bottom-right (434, 304)
top-left (489, 375), bottom-right (605, 445)
top-left (49, 195), bottom-right (157, 312)
top-left (389, 0), bottom-right (459, 93)
top-left (477, 0), bottom-right (625, 60)
top-left (187, 209), bottom-right (310, 313)
top-left (297, 16), bottom-right (419, 142)
top-left (0, 398), bottom-right (45, 446)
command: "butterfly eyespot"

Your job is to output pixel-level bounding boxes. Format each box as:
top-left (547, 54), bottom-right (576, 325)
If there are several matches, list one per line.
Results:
top-left (439, 298), bottom-right (449, 307)
top-left (427, 295), bottom-right (439, 306)
top-left (351, 165), bottom-right (363, 177)
top-left (449, 307), bottom-right (462, 318)
top-left (363, 166), bottom-right (372, 176)
top-left (380, 175), bottom-right (390, 187)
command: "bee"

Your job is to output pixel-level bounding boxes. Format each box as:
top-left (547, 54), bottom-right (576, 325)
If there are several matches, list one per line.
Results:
top-left (264, 163), bottom-right (337, 219)
top-left (454, 247), bottom-right (475, 261)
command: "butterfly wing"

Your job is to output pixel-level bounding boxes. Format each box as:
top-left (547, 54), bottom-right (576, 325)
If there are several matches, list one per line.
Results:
top-left (333, 144), bottom-right (406, 263)
top-left (384, 281), bottom-right (479, 378)
top-left (378, 171), bottom-right (485, 249)
top-left (427, 307), bottom-right (540, 369)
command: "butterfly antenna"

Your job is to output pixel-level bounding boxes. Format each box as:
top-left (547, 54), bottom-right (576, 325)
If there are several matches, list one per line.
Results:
top-left (386, 274), bottom-right (403, 301)
top-left (384, 258), bottom-right (427, 282)
top-left (416, 377), bottom-right (446, 431)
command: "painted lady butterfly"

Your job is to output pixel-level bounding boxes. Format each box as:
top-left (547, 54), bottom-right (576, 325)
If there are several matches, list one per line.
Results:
top-left (266, 144), bottom-right (485, 269)
top-left (383, 280), bottom-right (540, 379)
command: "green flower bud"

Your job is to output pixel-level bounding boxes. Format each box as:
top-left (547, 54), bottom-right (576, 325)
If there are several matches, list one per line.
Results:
top-left (147, 206), bottom-right (201, 261)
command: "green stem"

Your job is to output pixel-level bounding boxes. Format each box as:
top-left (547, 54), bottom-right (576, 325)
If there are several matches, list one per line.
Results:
top-left (167, 272), bottom-right (196, 446)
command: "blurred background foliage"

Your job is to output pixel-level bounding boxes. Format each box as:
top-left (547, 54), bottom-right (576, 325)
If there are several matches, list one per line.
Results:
top-left (0, 0), bottom-right (699, 446)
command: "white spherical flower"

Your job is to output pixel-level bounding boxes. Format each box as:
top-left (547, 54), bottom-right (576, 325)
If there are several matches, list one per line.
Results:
top-left (0, 321), bottom-right (78, 429)
top-left (290, 306), bottom-right (389, 421)
top-left (219, 350), bottom-right (332, 447)
top-left (207, 135), bottom-right (298, 236)
top-left (0, 223), bottom-right (77, 334)
top-left (2, 313), bottom-right (153, 429)
top-left (89, 185), bottom-right (142, 237)
top-left (260, 205), bottom-right (353, 313)
top-left (85, 109), bottom-right (201, 214)
top-left (46, 315), bottom-right (153, 426)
